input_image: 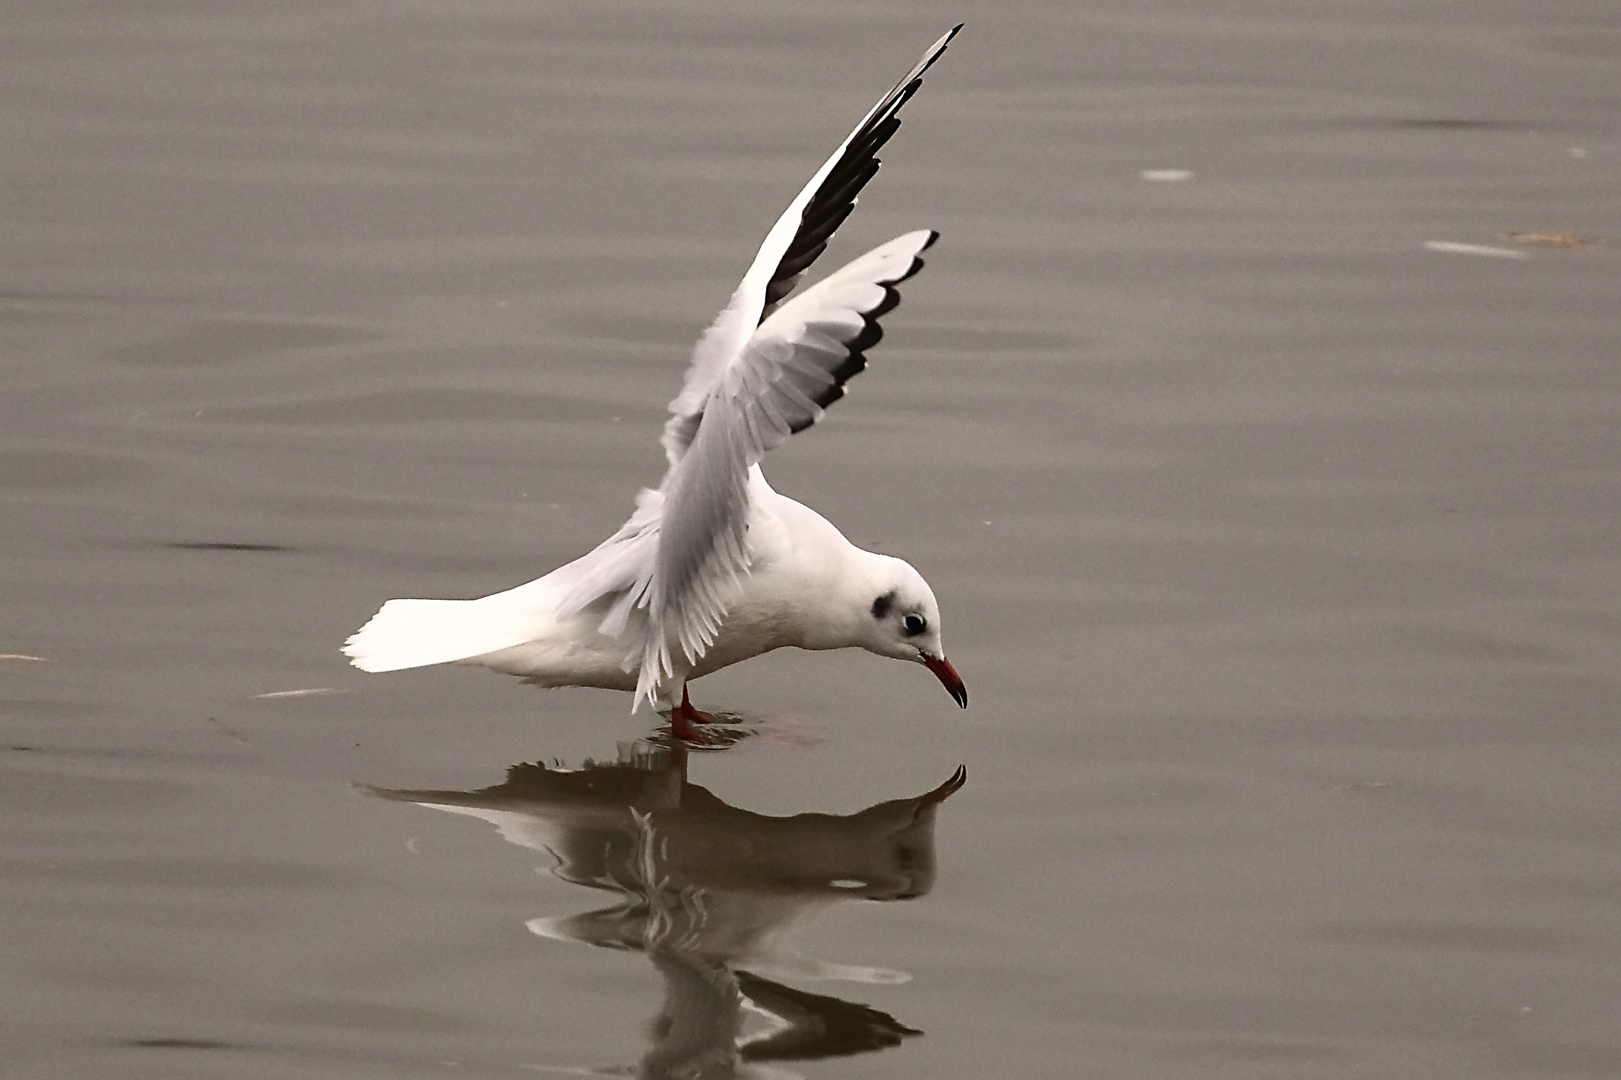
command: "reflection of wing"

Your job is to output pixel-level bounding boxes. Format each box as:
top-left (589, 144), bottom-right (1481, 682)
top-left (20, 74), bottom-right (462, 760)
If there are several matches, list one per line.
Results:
top-left (640, 231), bottom-right (939, 705)
top-left (639, 952), bottom-right (744, 1078)
top-left (737, 970), bottom-right (921, 1061)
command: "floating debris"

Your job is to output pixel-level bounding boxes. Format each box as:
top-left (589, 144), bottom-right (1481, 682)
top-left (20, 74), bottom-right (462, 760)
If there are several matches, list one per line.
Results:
top-left (206, 716), bottom-right (253, 747)
top-left (167, 542), bottom-right (291, 552)
top-left (1423, 240), bottom-right (1527, 259)
top-left (1507, 230), bottom-right (1592, 249)
top-left (124, 1038), bottom-right (239, 1051)
top-left (1141, 168), bottom-right (1193, 182)
top-left (253, 687), bottom-right (349, 699)
top-left (0, 654), bottom-right (52, 662)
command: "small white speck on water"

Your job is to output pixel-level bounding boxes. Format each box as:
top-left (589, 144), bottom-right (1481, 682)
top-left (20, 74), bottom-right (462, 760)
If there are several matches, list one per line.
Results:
top-left (1424, 240), bottom-right (1527, 259)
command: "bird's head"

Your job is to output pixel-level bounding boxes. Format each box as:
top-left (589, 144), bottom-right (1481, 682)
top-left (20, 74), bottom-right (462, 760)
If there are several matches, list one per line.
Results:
top-left (852, 555), bottom-right (967, 708)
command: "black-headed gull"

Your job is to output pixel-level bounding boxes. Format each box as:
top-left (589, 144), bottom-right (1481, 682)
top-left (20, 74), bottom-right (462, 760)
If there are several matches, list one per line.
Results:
top-left (344, 26), bottom-right (966, 737)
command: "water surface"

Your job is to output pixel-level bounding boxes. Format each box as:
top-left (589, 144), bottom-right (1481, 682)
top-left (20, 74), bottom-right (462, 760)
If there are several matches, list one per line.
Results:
top-left (4, 3), bottom-right (1619, 1077)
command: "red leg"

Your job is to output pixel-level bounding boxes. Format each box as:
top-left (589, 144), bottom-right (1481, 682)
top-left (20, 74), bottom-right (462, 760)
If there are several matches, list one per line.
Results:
top-left (669, 684), bottom-right (707, 743)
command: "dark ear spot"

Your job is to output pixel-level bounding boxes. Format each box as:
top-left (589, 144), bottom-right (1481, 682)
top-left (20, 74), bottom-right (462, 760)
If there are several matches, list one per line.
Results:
top-left (870, 590), bottom-right (896, 620)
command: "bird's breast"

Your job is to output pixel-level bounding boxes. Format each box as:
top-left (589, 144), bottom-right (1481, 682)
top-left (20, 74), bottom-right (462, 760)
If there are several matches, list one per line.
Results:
top-left (688, 599), bottom-right (805, 677)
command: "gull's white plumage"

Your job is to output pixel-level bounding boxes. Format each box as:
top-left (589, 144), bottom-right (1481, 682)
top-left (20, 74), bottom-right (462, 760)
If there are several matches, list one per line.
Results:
top-left (344, 27), bottom-right (967, 717)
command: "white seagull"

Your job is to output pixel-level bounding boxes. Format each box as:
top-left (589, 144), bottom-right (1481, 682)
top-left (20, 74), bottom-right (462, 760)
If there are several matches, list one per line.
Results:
top-left (344, 26), bottom-right (967, 739)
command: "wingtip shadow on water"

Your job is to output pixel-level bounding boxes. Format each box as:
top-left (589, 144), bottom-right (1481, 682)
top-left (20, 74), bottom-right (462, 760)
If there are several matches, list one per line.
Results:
top-left (363, 741), bottom-right (965, 1074)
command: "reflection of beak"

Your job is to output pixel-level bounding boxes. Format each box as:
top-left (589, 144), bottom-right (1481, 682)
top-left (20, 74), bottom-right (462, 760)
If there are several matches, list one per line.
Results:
top-left (919, 764), bottom-right (968, 809)
top-left (921, 654), bottom-right (968, 708)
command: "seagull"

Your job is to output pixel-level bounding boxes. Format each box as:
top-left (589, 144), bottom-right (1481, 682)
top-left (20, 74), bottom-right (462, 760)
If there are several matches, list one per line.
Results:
top-left (343, 26), bottom-right (967, 739)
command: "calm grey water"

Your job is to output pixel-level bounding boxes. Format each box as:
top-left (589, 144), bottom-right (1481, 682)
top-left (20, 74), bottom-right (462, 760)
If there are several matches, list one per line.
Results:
top-left (4, 3), bottom-right (1619, 1078)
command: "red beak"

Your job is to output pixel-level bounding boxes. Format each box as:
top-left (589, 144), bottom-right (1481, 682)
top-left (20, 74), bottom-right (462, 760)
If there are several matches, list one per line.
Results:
top-left (922, 654), bottom-right (968, 708)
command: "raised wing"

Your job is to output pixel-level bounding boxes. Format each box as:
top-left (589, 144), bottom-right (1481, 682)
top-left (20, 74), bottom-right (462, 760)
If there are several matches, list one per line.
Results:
top-left (660, 24), bottom-right (960, 466)
top-left (636, 230), bottom-right (939, 707)
top-left (719, 230), bottom-right (938, 452)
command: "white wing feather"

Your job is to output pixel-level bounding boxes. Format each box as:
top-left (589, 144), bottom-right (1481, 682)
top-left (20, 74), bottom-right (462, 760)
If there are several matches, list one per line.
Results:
top-left (660, 24), bottom-right (960, 465)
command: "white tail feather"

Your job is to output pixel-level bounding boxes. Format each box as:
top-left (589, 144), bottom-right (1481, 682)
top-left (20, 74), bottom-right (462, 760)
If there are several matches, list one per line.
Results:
top-left (343, 596), bottom-right (542, 673)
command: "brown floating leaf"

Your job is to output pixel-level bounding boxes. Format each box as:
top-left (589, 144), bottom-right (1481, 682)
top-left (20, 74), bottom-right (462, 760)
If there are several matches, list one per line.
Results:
top-left (1507, 231), bottom-right (1592, 249)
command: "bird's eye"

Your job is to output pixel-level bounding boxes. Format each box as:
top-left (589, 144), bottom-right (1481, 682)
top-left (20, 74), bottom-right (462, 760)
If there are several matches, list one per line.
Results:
top-left (902, 613), bottom-right (927, 636)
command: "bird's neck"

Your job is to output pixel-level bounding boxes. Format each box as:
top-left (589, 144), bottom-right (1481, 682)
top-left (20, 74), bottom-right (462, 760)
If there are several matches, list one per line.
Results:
top-left (796, 545), bottom-right (893, 652)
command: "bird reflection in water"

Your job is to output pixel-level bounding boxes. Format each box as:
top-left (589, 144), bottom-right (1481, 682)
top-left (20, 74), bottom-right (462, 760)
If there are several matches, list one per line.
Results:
top-left (366, 739), bottom-right (965, 1078)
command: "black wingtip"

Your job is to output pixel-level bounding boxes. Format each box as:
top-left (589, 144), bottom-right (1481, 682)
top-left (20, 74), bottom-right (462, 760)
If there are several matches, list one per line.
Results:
top-left (919, 25), bottom-right (963, 74)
